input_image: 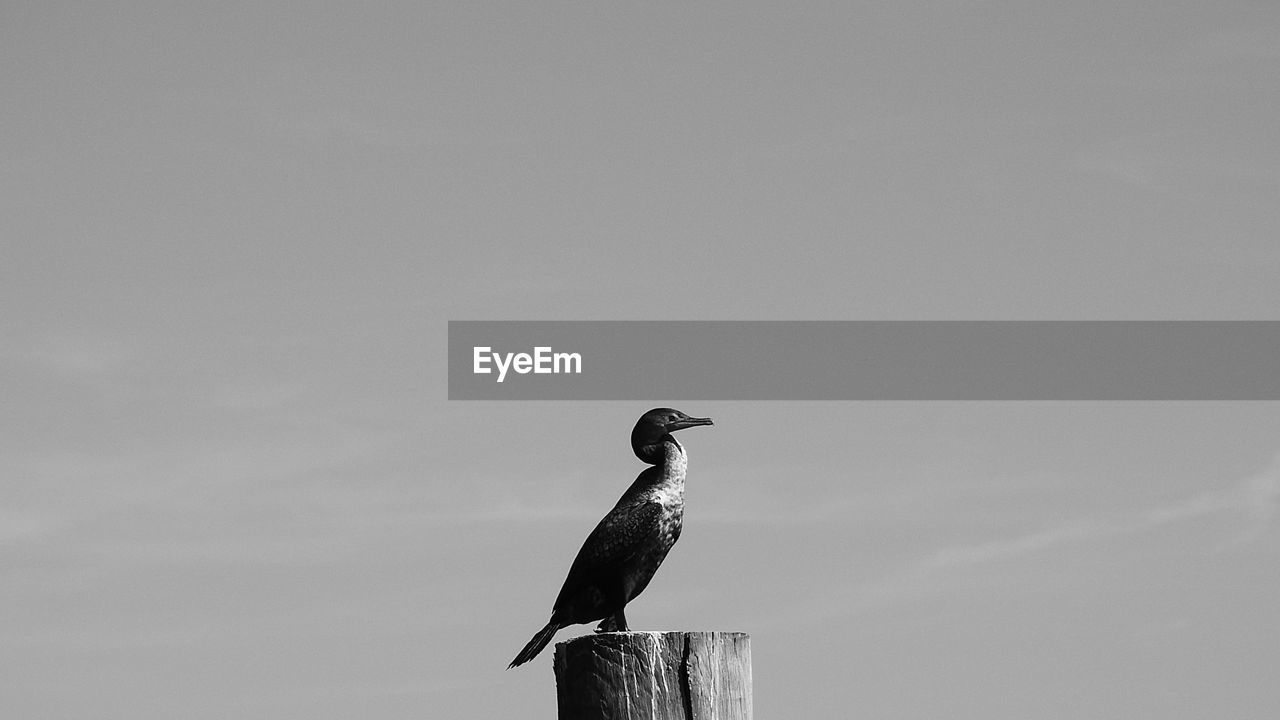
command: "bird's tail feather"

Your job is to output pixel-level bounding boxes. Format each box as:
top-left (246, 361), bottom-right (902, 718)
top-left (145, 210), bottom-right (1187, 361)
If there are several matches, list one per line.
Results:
top-left (509, 621), bottom-right (560, 668)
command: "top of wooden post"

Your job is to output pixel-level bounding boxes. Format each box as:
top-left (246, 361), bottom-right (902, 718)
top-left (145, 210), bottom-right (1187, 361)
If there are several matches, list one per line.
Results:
top-left (553, 631), bottom-right (751, 720)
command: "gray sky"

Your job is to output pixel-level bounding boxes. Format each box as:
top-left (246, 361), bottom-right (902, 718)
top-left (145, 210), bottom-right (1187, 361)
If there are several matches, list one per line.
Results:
top-left (4, 2), bottom-right (1279, 718)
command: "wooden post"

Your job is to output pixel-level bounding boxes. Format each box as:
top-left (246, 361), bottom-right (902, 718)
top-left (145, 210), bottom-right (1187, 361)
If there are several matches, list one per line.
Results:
top-left (553, 631), bottom-right (751, 720)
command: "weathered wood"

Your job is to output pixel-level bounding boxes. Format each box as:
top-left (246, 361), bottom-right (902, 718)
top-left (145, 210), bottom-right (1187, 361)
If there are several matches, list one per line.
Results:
top-left (553, 631), bottom-right (751, 720)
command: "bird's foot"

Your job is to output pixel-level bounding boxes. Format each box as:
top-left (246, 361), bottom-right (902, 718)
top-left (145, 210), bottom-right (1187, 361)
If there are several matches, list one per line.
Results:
top-left (595, 611), bottom-right (628, 633)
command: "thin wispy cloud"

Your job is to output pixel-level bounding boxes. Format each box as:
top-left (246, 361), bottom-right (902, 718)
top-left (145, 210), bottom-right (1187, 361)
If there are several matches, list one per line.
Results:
top-left (859, 450), bottom-right (1280, 607)
top-left (1068, 129), bottom-right (1195, 193)
top-left (1, 331), bottom-right (143, 379)
top-left (0, 508), bottom-right (68, 545)
top-left (200, 57), bottom-right (437, 153)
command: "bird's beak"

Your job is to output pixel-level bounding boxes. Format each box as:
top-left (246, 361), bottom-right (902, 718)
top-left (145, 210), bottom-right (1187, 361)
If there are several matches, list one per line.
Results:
top-left (669, 416), bottom-right (713, 432)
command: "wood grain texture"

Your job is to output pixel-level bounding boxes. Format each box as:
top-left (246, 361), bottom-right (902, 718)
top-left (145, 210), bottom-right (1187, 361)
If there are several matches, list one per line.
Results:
top-left (554, 631), bottom-right (751, 720)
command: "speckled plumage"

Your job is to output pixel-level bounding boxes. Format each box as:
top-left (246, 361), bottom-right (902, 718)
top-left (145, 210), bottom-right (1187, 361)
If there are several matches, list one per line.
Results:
top-left (509, 409), bottom-right (712, 669)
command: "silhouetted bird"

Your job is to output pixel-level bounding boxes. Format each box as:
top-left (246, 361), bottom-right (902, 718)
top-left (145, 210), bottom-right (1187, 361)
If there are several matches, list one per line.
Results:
top-left (508, 408), bottom-right (713, 668)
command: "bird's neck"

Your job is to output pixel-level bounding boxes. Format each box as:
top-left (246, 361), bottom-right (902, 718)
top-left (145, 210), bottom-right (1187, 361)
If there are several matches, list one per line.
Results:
top-left (636, 436), bottom-right (685, 470)
top-left (651, 439), bottom-right (687, 506)
top-left (622, 439), bottom-right (688, 506)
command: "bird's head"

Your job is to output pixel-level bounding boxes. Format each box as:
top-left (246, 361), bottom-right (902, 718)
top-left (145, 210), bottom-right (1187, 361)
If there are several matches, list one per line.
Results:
top-left (631, 407), bottom-right (713, 461)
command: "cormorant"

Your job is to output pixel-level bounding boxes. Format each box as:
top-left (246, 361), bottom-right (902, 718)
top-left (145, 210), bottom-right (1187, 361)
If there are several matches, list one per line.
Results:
top-left (508, 407), bottom-right (714, 668)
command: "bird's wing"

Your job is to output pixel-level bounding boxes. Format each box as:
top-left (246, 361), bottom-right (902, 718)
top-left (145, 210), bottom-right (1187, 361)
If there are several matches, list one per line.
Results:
top-left (555, 498), bottom-right (662, 596)
top-left (575, 498), bottom-right (663, 571)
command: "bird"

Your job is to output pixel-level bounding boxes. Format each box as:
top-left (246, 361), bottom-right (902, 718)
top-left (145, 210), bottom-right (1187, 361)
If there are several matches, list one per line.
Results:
top-left (508, 407), bottom-right (714, 668)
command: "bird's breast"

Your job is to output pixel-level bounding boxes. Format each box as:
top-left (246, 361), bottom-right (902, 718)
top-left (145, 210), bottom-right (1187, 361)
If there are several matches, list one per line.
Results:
top-left (648, 480), bottom-right (684, 510)
top-left (645, 483), bottom-right (684, 549)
